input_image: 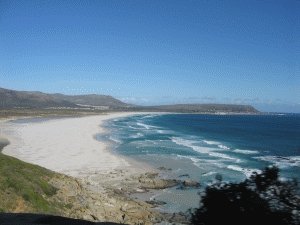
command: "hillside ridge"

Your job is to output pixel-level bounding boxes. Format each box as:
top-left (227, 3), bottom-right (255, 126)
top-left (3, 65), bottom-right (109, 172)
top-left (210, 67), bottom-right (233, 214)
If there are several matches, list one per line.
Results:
top-left (0, 87), bottom-right (259, 113)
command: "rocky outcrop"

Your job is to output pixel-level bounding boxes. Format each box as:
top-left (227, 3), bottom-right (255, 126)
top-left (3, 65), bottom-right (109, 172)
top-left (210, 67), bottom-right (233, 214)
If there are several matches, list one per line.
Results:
top-left (0, 134), bottom-right (190, 225)
top-left (137, 173), bottom-right (180, 190)
top-left (49, 174), bottom-right (164, 225)
top-left (139, 178), bottom-right (179, 190)
top-left (162, 212), bottom-right (191, 224)
top-left (182, 179), bottom-right (200, 188)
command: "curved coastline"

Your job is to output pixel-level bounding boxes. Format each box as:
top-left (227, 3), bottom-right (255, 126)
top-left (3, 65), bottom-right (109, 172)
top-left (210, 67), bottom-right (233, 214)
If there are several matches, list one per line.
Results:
top-left (0, 112), bottom-right (191, 224)
top-left (0, 112), bottom-right (155, 177)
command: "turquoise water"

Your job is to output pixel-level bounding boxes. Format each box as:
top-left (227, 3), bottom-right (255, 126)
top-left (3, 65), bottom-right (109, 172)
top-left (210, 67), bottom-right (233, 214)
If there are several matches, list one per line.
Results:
top-left (99, 113), bottom-right (300, 212)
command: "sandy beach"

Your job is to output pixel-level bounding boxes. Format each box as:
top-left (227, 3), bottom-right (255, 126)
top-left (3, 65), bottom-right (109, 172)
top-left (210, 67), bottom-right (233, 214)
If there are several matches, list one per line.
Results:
top-left (0, 112), bottom-right (190, 224)
top-left (0, 112), bottom-right (145, 177)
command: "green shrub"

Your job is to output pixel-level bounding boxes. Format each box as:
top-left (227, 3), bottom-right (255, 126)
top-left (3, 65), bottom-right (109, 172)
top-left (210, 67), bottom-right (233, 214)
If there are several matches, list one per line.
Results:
top-left (191, 167), bottom-right (300, 225)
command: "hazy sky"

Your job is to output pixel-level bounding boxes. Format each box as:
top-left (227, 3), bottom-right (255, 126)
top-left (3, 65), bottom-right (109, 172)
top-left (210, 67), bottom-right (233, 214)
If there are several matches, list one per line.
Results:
top-left (0, 0), bottom-right (299, 112)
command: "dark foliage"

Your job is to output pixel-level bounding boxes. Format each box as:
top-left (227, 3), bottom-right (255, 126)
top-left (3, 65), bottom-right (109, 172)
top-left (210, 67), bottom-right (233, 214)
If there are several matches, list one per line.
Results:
top-left (0, 213), bottom-right (123, 225)
top-left (191, 167), bottom-right (300, 225)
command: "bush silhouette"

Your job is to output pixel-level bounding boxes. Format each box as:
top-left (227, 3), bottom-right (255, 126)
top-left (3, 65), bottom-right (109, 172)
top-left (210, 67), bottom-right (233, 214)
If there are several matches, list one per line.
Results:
top-left (191, 167), bottom-right (300, 225)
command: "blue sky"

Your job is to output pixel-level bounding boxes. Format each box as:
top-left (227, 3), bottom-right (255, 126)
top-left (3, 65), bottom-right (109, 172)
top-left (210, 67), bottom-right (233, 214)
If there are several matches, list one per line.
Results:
top-left (0, 0), bottom-right (299, 112)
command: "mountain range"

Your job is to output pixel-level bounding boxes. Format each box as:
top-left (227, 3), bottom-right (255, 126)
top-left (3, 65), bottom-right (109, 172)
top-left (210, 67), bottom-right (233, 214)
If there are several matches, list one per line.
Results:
top-left (0, 87), bottom-right (259, 113)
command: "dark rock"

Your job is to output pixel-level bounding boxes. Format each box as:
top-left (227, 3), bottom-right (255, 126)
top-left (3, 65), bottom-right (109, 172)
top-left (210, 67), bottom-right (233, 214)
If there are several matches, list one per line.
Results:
top-left (146, 200), bottom-right (167, 207)
top-left (157, 167), bottom-right (172, 171)
top-left (144, 172), bottom-right (158, 179)
top-left (162, 212), bottom-right (190, 224)
top-left (178, 174), bottom-right (190, 178)
top-left (177, 179), bottom-right (200, 189)
top-left (182, 179), bottom-right (200, 188)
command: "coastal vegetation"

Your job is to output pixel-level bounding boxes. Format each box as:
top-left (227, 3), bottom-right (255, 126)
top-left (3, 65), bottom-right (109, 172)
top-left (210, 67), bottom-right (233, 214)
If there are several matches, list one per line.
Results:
top-left (0, 144), bottom-right (63, 214)
top-left (191, 167), bottom-right (300, 225)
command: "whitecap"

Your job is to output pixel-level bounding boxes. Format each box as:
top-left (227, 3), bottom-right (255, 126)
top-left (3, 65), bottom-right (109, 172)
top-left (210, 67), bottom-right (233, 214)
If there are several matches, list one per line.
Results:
top-left (233, 149), bottom-right (259, 155)
top-left (142, 114), bottom-right (160, 119)
top-left (202, 171), bottom-right (217, 177)
top-left (172, 137), bottom-right (240, 162)
top-left (203, 140), bottom-right (222, 145)
top-left (156, 130), bottom-right (169, 134)
top-left (175, 154), bottom-right (199, 163)
top-left (136, 122), bottom-right (159, 130)
top-left (175, 155), bottom-right (203, 168)
top-left (227, 165), bottom-right (261, 178)
top-left (130, 133), bottom-right (144, 138)
top-left (128, 125), bottom-right (140, 130)
top-left (254, 155), bottom-right (300, 168)
top-left (209, 152), bottom-right (240, 162)
top-left (171, 137), bottom-right (197, 149)
top-left (218, 144), bottom-right (230, 150)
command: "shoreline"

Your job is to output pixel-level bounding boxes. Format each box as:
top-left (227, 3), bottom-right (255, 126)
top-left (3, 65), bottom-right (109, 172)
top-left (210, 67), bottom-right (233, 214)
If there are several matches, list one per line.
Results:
top-left (0, 112), bottom-right (156, 177)
top-left (0, 112), bottom-right (191, 224)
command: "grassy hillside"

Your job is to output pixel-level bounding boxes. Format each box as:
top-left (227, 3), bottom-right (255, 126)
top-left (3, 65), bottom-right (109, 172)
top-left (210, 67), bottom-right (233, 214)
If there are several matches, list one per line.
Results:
top-left (0, 87), bottom-right (132, 110)
top-left (0, 144), bottom-right (64, 214)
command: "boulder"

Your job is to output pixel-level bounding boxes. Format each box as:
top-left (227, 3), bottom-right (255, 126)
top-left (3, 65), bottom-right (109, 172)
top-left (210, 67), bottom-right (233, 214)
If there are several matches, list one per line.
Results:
top-left (139, 178), bottom-right (180, 189)
top-left (178, 179), bottom-right (200, 189)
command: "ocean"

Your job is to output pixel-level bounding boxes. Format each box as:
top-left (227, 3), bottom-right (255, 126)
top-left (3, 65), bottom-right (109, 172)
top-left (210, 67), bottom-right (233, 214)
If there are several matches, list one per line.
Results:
top-left (99, 113), bottom-right (300, 212)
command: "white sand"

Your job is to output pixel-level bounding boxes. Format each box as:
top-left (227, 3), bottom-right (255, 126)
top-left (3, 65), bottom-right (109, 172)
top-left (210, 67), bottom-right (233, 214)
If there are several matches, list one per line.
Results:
top-left (0, 112), bottom-right (148, 177)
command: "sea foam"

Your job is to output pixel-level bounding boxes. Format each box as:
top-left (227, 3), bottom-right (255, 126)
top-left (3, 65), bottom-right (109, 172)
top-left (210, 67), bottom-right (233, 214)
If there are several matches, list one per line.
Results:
top-left (171, 137), bottom-right (240, 162)
top-left (218, 144), bottom-right (230, 150)
top-left (136, 122), bottom-right (160, 130)
top-left (203, 140), bottom-right (230, 150)
top-left (130, 133), bottom-right (144, 138)
top-left (227, 165), bottom-right (261, 178)
top-left (254, 156), bottom-right (300, 168)
top-left (233, 149), bottom-right (259, 155)
top-left (203, 140), bottom-right (222, 145)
